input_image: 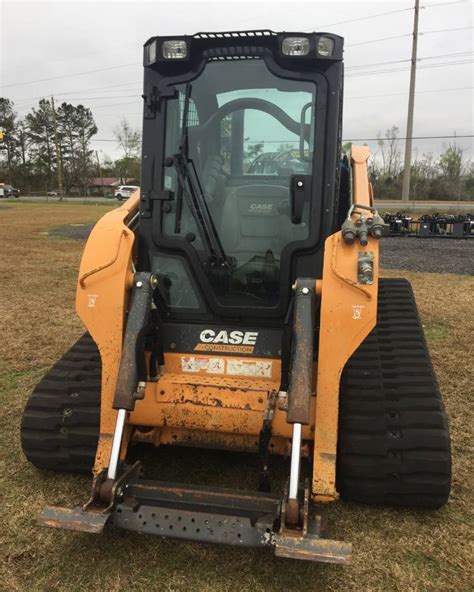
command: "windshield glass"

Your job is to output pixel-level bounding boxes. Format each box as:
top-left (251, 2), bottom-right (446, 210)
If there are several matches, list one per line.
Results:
top-left (160, 59), bottom-right (315, 308)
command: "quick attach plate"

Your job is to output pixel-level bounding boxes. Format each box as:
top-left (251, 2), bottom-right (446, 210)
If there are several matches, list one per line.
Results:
top-left (39, 474), bottom-right (352, 564)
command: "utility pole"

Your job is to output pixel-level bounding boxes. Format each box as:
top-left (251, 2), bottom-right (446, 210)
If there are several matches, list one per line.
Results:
top-left (50, 96), bottom-right (64, 201)
top-left (401, 0), bottom-right (420, 202)
top-left (95, 150), bottom-right (106, 197)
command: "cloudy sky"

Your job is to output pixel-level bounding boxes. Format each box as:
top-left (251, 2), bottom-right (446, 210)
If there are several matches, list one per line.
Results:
top-left (1, 0), bottom-right (473, 162)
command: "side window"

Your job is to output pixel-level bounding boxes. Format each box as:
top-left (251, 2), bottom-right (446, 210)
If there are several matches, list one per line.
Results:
top-left (151, 254), bottom-right (202, 310)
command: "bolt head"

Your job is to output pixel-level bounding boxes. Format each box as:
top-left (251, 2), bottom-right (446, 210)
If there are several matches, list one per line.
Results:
top-left (301, 287), bottom-right (310, 295)
top-left (297, 180), bottom-right (304, 188)
top-left (136, 281), bottom-right (143, 288)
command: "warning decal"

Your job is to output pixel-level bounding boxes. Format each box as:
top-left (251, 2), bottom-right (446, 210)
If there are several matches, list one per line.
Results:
top-left (180, 356), bottom-right (273, 378)
top-left (227, 359), bottom-right (272, 378)
top-left (181, 356), bottom-right (225, 374)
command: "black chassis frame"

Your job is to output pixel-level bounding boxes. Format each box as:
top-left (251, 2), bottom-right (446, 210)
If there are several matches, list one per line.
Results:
top-left (137, 31), bottom-right (344, 324)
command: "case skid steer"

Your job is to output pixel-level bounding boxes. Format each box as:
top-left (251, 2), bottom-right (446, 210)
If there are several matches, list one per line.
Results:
top-left (21, 31), bottom-right (451, 564)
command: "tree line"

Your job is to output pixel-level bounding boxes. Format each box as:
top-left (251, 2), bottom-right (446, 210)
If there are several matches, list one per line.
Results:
top-left (1, 97), bottom-right (472, 201)
top-left (344, 126), bottom-right (473, 202)
top-left (0, 98), bottom-right (141, 195)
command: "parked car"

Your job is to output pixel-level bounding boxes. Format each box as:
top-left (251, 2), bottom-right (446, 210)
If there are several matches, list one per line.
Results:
top-left (1, 184), bottom-right (21, 198)
top-left (114, 185), bottom-right (139, 200)
top-left (46, 191), bottom-right (58, 197)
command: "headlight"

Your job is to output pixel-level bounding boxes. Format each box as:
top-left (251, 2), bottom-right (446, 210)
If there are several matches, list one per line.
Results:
top-left (281, 37), bottom-right (310, 56)
top-left (317, 36), bottom-right (335, 57)
top-left (162, 40), bottom-right (188, 59)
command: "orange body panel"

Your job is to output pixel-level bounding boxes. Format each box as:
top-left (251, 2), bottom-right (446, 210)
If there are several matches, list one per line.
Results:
top-left (76, 192), bottom-right (139, 472)
top-left (129, 369), bottom-right (314, 440)
top-left (312, 232), bottom-right (378, 500)
top-left (311, 145), bottom-right (378, 500)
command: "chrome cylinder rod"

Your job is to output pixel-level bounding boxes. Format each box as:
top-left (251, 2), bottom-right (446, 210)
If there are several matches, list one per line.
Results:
top-left (288, 422), bottom-right (302, 500)
top-left (107, 408), bottom-right (127, 480)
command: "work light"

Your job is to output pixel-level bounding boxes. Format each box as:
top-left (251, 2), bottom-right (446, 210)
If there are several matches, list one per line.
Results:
top-left (162, 40), bottom-right (188, 59)
top-left (317, 36), bottom-right (335, 57)
top-left (281, 37), bottom-right (310, 56)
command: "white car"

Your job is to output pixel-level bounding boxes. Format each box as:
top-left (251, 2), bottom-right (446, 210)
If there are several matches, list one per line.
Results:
top-left (114, 185), bottom-right (139, 200)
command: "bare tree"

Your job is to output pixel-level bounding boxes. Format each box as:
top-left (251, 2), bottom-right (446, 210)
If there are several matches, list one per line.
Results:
top-left (113, 118), bottom-right (141, 182)
top-left (377, 126), bottom-right (401, 180)
top-left (113, 118), bottom-right (141, 160)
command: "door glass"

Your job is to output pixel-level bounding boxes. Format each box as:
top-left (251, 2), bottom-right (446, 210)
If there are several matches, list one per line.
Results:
top-left (161, 59), bottom-right (316, 309)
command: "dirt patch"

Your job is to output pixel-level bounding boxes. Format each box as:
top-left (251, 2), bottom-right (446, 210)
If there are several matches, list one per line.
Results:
top-left (380, 237), bottom-right (474, 275)
top-left (48, 223), bottom-right (94, 241)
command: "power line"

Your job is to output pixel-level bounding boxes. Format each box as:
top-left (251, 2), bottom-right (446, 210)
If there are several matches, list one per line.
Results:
top-left (346, 59), bottom-right (473, 78)
top-left (421, 25), bottom-right (473, 33)
top-left (342, 134), bottom-right (473, 141)
top-left (0, 62), bottom-right (140, 89)
top-left (88, 100), bottom-right (139, 110)
top-left (347, 34), bottom-right (411, 47)
top-left (345, 86), bottom-right (474, 99)
top-left (315, 7), bottom-right (413, 28)
top-left (420, 51), bottom-right (473, 60)
top-left (12, 82), bottom-right (141, 105)
top-left (44, 95), bottom-right (139, 101)
top-left (14, 94), bottom-right (140, 110)
top-left (422, 0), bottom-right (467, 8)
top-left (346, 51), bottom-right (473, 71)
top-left (346, 26), bottom-right (473, 47)
top-left (347, 58), bottom-right (411, 71)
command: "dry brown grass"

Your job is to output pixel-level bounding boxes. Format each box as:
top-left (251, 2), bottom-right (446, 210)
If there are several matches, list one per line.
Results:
top-left (0, 202), bottom-right (473, 592)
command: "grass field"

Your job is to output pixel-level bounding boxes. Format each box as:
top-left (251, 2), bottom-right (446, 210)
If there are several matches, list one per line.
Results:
top-left (1, 202), bottom-right (473, 592)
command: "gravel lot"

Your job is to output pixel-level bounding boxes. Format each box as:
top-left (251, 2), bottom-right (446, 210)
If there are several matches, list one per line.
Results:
top-left (380, 236), bottom-right (474, 275)
top-left (51, 224), bottom-right (474, 276)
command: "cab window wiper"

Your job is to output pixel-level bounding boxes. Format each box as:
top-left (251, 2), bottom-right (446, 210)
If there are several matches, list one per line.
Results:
top-left (167, 84), bottom-right (233, 270)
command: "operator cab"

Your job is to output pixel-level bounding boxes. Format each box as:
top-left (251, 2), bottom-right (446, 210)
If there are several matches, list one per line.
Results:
top-left (138, 31), bottom-right (344, 322)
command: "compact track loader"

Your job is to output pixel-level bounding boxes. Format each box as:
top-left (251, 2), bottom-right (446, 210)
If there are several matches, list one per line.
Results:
top-left (21, 31), bottom-right (451, 564)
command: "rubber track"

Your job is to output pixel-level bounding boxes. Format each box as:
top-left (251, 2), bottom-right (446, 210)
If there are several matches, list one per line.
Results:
top-left (21, 333), bottom-right (101, 473)
top-left (337, 278), bottom-right (451, 509)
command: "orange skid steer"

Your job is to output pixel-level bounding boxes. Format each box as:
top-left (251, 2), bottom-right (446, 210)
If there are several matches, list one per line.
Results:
top-left (21, 31), bottom-right (451, 564)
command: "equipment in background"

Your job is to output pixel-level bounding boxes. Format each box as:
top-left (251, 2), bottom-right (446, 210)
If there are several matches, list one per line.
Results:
top-left (383, 211), bottom-right (474, 238)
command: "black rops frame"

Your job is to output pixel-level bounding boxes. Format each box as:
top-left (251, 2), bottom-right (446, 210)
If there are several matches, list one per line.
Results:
top-left (137, 31), bottom-right (344, 323)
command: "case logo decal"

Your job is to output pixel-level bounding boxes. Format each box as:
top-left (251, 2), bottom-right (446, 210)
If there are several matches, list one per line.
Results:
top-left (195, 330), bottom-right (259, 354)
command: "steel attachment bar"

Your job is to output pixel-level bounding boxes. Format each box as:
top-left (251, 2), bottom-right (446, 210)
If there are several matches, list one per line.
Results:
top-left (107, 409), bottom-right (127, 480)
top-left (289, 422), bottom-right (302, 501)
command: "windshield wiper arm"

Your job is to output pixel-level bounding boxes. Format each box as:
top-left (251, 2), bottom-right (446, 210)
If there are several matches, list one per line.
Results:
top-left (169, 83), bottom-right (232, 269)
